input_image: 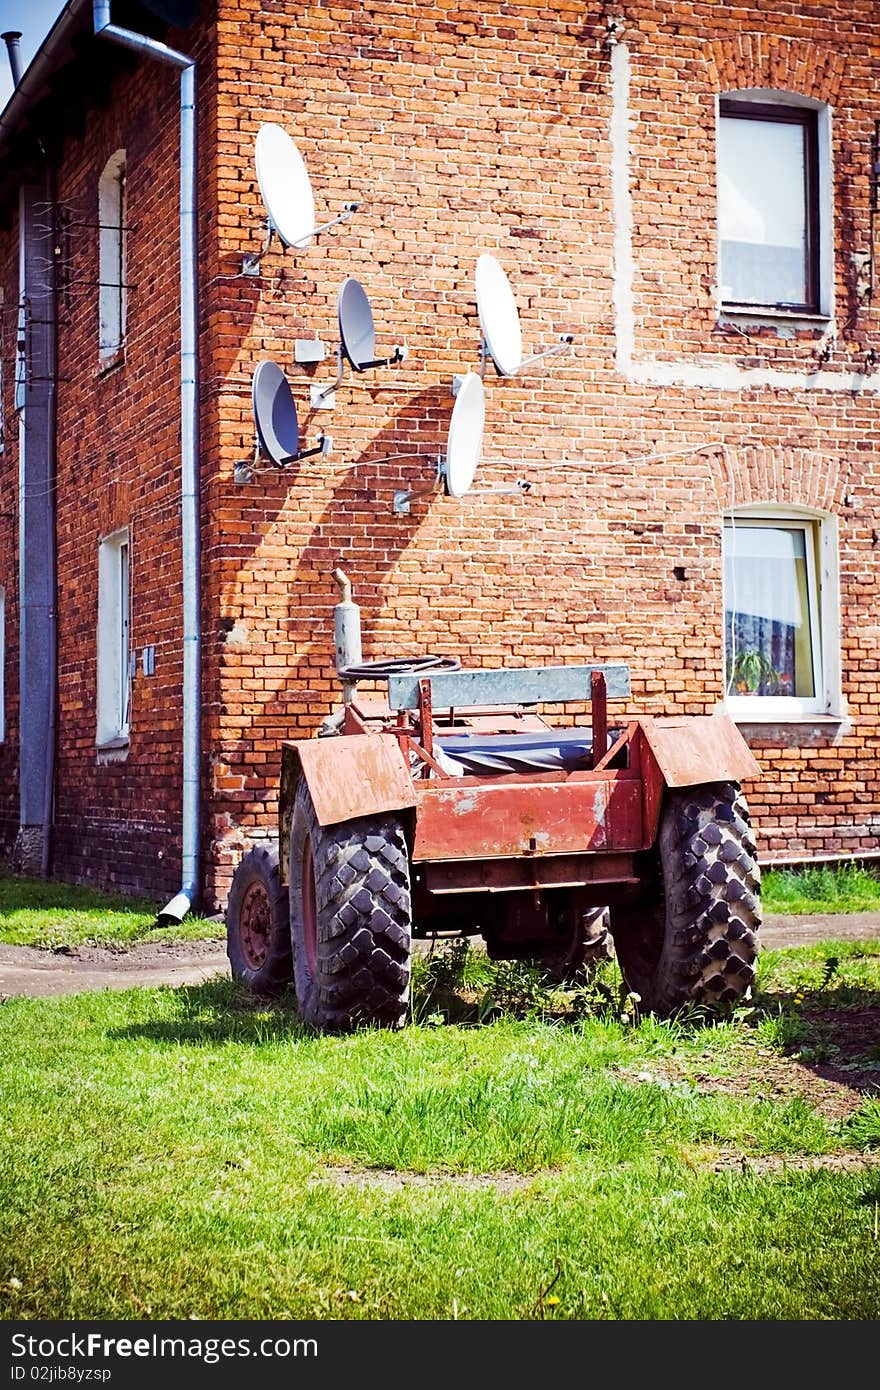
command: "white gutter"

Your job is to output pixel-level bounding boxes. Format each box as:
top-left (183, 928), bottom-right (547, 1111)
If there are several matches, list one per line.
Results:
top-left (93, 1), bottom-right (201, 923)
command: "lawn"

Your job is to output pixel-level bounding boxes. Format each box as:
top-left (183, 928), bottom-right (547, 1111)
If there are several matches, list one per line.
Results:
top-left (0, 860), bottom-right (877, 954)
top-left (0, 940), bottom-right (877, 1320)
top-left (0, 871), bottom-right (224, 949)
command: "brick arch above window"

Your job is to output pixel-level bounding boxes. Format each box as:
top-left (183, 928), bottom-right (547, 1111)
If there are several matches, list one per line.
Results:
top-left (705, 36), bottom-right (846, 106)
top-left (707, 446), bottom-right (844, 516)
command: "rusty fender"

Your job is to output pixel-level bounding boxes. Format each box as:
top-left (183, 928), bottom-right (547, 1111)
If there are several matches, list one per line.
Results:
top-left (279, 735), bottom-right (416, 885)
top-left (635, 714), bottom-right (762, 847)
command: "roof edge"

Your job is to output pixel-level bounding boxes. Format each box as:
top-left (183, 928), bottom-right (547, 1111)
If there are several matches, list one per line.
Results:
top-left (0, 0), bottom-right (91, 153)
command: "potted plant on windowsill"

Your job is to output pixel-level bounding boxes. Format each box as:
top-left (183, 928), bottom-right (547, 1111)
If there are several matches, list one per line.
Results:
top-left (730, 648), bottom-right (784, 696)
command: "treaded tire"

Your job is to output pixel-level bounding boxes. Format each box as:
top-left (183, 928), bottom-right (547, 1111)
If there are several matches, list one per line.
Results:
top-left (226, 842), bottom-right (292, 996)
top-left (289, 778), bottom-right (412, 1032)
top-left (611, 781), bottom-right (761, 1017)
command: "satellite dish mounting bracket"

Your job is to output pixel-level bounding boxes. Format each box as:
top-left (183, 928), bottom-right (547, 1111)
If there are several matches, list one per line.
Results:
top-left (242, 203), bottom-right (360, 277)
top-left (393, 456), bottom-right (443, 515)
top-left (241, 220), bottom-right (276, 277)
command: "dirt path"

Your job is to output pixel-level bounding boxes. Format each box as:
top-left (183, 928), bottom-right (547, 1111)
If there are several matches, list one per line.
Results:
top-left (0, 939), bottom-right (230, 998)
top-left (0, 911), bottom-right (877, 999)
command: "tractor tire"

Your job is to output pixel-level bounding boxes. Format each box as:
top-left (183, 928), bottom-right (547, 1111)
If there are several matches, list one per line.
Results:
top-left (226, 842), bottom-right (293, 996)
top-left (289, 777), bottom-right (412, 1032)
top-left (541, 906), bottom-right (615, 985)
top-left (611, 781), bottom-right (761, 1017)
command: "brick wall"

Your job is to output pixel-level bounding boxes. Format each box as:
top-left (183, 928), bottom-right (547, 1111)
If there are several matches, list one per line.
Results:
top-left (0, 20), bottom-right (218, 897)
top-left (205, 0), bottom-right (880, 906)
top-left (1, 0), bottom-right (878, 910)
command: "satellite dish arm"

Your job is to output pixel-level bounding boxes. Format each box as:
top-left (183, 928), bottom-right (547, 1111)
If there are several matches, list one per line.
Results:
top-left (517, 334), bottom-right (575, 373)
top-left (351, 344), bottom-right (407, 372)
top-left (310, 201), bottom-right (360, 239)
top-left (279, 434), bottom-right (332, 465)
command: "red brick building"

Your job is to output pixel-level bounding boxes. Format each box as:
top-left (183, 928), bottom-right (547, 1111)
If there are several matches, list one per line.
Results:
top-left (0, 0), bottom-right (878, 914)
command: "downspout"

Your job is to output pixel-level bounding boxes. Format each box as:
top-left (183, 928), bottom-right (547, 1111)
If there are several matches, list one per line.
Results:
top-left (93, 1), bottom-right (200, 922)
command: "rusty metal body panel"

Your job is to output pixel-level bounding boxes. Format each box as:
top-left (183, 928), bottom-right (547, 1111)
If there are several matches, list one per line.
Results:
top-left (278, 694), bottom-right (761, 893)
top-left (412, 772), bottom-right (643, 861)
top-left (638, 714), bottom-right (761, 787)
top-left (284, 735), bottom-right (415, 825)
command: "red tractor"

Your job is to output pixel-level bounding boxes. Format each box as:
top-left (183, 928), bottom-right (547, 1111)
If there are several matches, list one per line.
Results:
top-left (226, 570), bottom-right (762, 1030)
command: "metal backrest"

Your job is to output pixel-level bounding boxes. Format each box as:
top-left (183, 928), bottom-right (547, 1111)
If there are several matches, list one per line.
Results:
top-left (386, 664), bottom-right (631, 712)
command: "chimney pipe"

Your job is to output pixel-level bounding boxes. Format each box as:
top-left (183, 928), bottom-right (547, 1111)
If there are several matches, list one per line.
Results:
top-left (2, 32), bottom-right (22, 89)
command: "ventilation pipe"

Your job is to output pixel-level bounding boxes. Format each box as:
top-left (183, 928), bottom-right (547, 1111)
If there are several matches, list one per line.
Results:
top-left (92, 1), bottom-right (201, 925)
top-left (1, 31), bottom-right (22, 89)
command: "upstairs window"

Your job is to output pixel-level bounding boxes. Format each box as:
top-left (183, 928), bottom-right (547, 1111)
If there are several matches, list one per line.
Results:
top-left (98, 150), bottom-right (127, 360)
top-left (96, 528), bottom-right (131, 746)
top-left (718, 98), bottom-right (824, 315)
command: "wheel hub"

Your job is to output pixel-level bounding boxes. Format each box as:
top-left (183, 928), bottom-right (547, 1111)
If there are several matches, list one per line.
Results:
top-left (239, 880), bottom-right (272, 969)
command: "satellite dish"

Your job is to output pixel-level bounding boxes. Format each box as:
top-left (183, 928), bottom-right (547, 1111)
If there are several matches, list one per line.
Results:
top-left (338, 277), bottom-right (377, 370)
top-left (311, 277), bottom-right (407, 407)
top-left (471, 252), bottom-right (574, 380)
top-left (243, 123), bottom-right (360, 274)
top-left (476, 254), bottom-right (523, 377)
top-left (443, 371), bottom-right (485, 497)
top-left (252, 360), bottom-right (330, 468)
top-left (255, 123), bottom-right (316, 251)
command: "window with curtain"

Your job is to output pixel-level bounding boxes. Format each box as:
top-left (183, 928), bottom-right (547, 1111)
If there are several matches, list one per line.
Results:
top-left (718, 99), bottom-right (821, 313)
top-left (723, 515), bottom-right (830, 716)
top-left (96, 528), bottom-right (131, 746)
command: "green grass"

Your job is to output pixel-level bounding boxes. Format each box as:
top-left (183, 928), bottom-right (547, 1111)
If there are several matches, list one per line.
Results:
top-left (761, 862), bottom-right (880, 916)
top-left (1, 858), bottom-right (877, 956)
top-left (0, 870), bottom-right (224, 949)
top-left (0, 942), bottom-right (878, 1320)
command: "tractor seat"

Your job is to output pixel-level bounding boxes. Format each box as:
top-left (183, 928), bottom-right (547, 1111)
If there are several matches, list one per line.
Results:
top-left (433, 727), bottom-right (616, 777)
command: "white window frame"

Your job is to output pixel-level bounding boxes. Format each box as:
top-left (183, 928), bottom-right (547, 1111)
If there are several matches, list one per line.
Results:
top-left (98, 150), bottom-right (127, 361)
top-left (96, 528), bottom-right (131, 746)
top-left (715, 90), bottom-right (834, 322)
top-left (722, 506), bottom-right (842, 722)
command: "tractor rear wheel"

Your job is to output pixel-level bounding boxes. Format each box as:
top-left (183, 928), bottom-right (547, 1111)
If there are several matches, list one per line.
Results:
top-left (611, 781), bottom-right (761, 1016)
top-left (226, 842), bottom-right (292, 996)
top-left (289, 778), bottom-right (412, 1032)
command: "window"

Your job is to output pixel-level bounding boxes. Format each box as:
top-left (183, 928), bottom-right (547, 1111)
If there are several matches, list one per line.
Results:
top-left (96, 529), bottom-right (131, 745)
top-left (723, 510), bottom-right (840, 720)
top-left (717, 96), bottom-right (828, 315)
top-left (98, 150), bottom-right (127, 360)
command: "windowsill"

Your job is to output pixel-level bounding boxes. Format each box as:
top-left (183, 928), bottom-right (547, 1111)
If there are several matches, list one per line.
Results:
top-left (96, 349), bottom-right (126, 378)
top-left (724, 708), bottom-right (849, 747)
top-left (96, 734), bottom-right (130, 764)
top-left (718, 305), bottom-right (831, 333)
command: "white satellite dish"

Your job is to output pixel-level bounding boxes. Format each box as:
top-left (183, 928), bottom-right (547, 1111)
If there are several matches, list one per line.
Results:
top-left (476, 254), bottom-right (523, 377)
top-left (311, 276), bottom-right (407, 408)
top-left (255, 123), bottom-right (316, 250)
top-left (389, 371), bottom-right (526, 513)
top-left (442, 371), bottom-right (485, 497)
top-left (250, 359), bottom-right (331, 470)
top-left (471, 252), bottom-right (574, 381)
top-left (243, 123), bottom-right (360, 273)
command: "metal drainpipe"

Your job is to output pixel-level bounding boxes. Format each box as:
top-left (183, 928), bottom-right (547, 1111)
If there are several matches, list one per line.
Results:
top-left (93, 1), bottom-right (201, 923)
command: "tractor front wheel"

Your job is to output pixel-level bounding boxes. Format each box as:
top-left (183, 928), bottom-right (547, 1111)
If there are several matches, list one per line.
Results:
top-left (226, 842), bottom-right (292, 996)
top-left (289, 778), bottom-right (412, 1031)
top-left (611, 781), bottom-right (761, 1016)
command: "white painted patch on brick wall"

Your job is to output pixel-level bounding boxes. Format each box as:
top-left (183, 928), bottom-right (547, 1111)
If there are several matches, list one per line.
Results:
top-left (610, 42), bottom-right (880, 395)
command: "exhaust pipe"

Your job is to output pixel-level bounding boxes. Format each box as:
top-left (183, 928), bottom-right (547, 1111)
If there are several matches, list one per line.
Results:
top-left (331, 566), bottom-right (362, 704)
top-left (2, 32), bottom-right (22, 89)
